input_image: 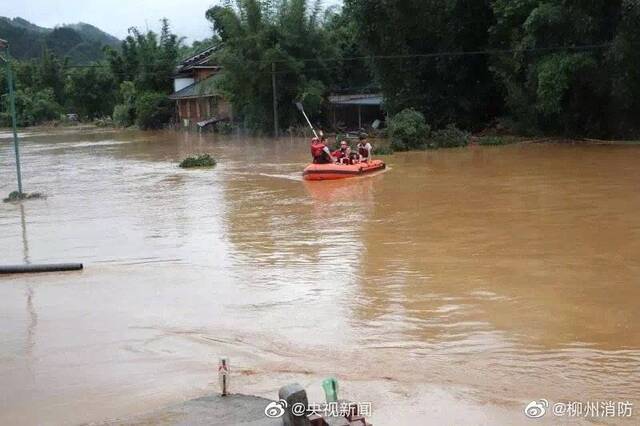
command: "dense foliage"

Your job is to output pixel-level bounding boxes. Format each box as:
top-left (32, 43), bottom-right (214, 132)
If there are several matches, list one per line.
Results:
top-left (0, 20), bottom-right (180, 129)
top-left (205, 0), bottom-right (339, 133)
top-left (345, 0), bottom-right (501, 130)
top-left (490, 0), bottom-right (640, 137)
top-left (3, 2), bottom-right (640, 139)
top-left (430, 124), bottom-right (471, 148)
top-left (134, 92), bottom-right (173, 130)
top-left (388, 109), bottom-right (430, 151)
top-left (106, 19), bottom-right (180, 129)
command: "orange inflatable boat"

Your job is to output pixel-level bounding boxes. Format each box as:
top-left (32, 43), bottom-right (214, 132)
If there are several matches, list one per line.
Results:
top-left (303, 159), bottom-right (386, 181)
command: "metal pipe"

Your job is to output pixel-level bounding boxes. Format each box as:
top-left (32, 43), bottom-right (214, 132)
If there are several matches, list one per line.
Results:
top-left (0, 263), bottom-right (84, 274)
top-left (272, 62), bottom-right (278, 138)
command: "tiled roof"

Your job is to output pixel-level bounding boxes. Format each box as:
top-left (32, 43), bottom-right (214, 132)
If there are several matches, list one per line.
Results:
top-left (177, 45), bottom-right (220, 72)
top-left (328, 94), bottom-right (383, 106)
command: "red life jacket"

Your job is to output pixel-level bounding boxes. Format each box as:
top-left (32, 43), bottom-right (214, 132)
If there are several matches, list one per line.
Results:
top-left (333, 147), bottom-right (349, 159)
top-left (311, 140), bottom-right (327, 158)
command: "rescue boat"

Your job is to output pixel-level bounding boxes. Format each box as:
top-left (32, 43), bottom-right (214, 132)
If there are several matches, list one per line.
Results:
top-left (303, 159), bottom-right (386, 181)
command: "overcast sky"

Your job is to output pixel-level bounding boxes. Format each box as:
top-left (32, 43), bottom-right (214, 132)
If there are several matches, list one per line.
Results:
top-left (6, 0), bottom-right (342, 43)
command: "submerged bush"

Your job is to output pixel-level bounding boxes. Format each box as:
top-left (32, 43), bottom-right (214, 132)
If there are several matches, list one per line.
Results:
top-left (388, 108), bottom-right (430, 151)
top-left (431, 124), bottom-right (470, 148)
top-left (113, 104), bottom-right (135, 127)
top-left (135, 91), bottom-right (173, 130)
top-left (179, 154), bottom-right (217, 168)
top-left (0, 88), bottom-right (62, 127)
top-left (374, 145), bottom-right (395, 155)
top-left (215, 121), bottom-right (234, 134)
top-left (478, 136), bottom-right (516, 146)
top-left (3, 191), bottom-right (46, 203)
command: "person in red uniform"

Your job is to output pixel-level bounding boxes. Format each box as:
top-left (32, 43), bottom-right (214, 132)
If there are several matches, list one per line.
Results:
top-left (311, 137), bottom-right (334, 164)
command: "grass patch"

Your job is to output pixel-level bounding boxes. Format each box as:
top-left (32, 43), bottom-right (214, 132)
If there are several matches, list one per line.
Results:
top-left (478, 136), bottom-right (517, 146)
top-left (374, 145), bottom-right (395, 156)
top-left (179, 154), bottom-right (217, 168)
top-left (3, 191), bottom-right (46, 203)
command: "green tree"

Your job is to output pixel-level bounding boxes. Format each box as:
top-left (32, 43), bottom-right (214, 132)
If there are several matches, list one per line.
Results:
top-left (324, 5), bottom-right (374, 92)
top-left (490, 0), bottom-right (633, 136)
top-left (65, 66), bottom-right (117, 119)
top-left (206, 0), bottom-right (336, 133)
top-left (1, 88), bottom-right (62, 127)
top-left (106, 19), bottom-right (181, 127)
top-left (112, 81), bottom-right (137, 127)
top-left (345, 0), bottom-right (501, 129)
top-left (135, 91), bottom-right (173, 130)
top-left (106, 19), bottom-right (180, 93)
top-left (38, 48), bottom-right (67, 104)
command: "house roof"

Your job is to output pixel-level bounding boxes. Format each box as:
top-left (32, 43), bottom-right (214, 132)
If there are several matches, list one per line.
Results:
top-left (176, 45), bottom-right (220, 74)
top-left (169, 74), bottom-right (222, 100)
top-left (328, 93), bottom-right (383, 106)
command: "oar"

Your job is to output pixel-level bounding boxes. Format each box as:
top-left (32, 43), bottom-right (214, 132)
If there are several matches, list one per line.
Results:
top-left (296, 102), bottom-right (319, 139)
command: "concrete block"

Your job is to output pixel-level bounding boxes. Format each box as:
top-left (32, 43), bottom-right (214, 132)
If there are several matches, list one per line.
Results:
top-left (308, 414), bottom-right (325, 426)
top-left (278, 383), bottom-right (310, 426)
top-left (324, 416), bottom-right (349, 426)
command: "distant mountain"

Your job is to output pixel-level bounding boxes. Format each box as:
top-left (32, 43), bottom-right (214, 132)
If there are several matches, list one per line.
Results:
top-left (0, 17), bottom-right (120, 64)
top-left (65, 23), bottom-right (120, 48)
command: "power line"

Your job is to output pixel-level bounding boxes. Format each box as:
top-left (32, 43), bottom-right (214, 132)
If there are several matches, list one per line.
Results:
top-left (54, 41), bottom-right (614, 71)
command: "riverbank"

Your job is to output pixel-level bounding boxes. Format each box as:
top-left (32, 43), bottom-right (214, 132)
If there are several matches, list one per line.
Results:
top-left (334, 133), bottom-right (640, 157)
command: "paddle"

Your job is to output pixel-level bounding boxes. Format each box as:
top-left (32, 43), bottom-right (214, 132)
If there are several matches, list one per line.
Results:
top-left (296, 102), bottom-right (319, 139)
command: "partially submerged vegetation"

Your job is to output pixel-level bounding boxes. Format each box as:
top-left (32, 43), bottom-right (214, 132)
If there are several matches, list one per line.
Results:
top-left (3, 191), bottom-right (46, 203)
top-left (387, 108), bottom-right (470, 151)
top-left (477, 136), bottom-right (518, 146)
top-left (388, 109), bottom-right (431, 151)
top-left (179, 154), bottom-right (217, 169)
top-left (374, 145), bottom-right (395, 156)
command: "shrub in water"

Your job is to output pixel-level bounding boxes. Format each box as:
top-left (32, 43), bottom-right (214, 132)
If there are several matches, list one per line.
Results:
top-left (179, 154), bottom-right (217, 168)
top-left (388, 108), bottom-right (431, 151)
top-left (113, 104), bottom-right (135, 127)
top-left (431, 124), bottom-right (470, 148)
top-left (374, 145), bottom-right (395, 156)
top-left (135, 92), bottom-right (173, 130)
top-left (215, 121), bottom-right (234, 135)
top-left (3, 191), bottom-right (46, 203)
top-left (478, 136), bottom-right (515, 146)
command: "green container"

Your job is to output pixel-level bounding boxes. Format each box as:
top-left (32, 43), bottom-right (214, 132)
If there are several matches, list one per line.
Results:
top-left (322, 377), bottom-right (339, 403)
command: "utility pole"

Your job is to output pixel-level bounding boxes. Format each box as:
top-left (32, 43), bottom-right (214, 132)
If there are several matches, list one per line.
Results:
top-left (0, 38), bottom-right (23, 195)
top-left (272, 62), bottom-right (278, 138)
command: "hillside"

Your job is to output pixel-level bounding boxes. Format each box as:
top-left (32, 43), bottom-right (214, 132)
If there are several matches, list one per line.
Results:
top-left (0, 17), bottom-right (120, 63)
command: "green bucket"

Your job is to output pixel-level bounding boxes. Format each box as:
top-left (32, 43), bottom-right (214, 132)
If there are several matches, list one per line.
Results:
top-left (322, 377), bottom-right (339, 403)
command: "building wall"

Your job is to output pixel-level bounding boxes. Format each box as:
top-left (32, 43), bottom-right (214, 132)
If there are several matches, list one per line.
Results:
top-left (176, 96), bottom-right (232, 128)
top-left (194, 68), bottom-right (216, 82)
top-left (329, 104), bottom-right (385, 131)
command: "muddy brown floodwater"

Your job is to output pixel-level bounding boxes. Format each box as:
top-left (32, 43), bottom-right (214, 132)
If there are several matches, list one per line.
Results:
top-left (1, 128), bottom-right (639, 425)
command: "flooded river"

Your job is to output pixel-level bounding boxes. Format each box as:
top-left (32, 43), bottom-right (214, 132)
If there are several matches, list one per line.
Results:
top-left (1, 128), bottom-right (639, 425)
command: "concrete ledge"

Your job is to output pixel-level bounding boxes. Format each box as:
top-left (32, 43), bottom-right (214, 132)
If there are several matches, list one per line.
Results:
top-left (112, 394), bottom-right (280, 426)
